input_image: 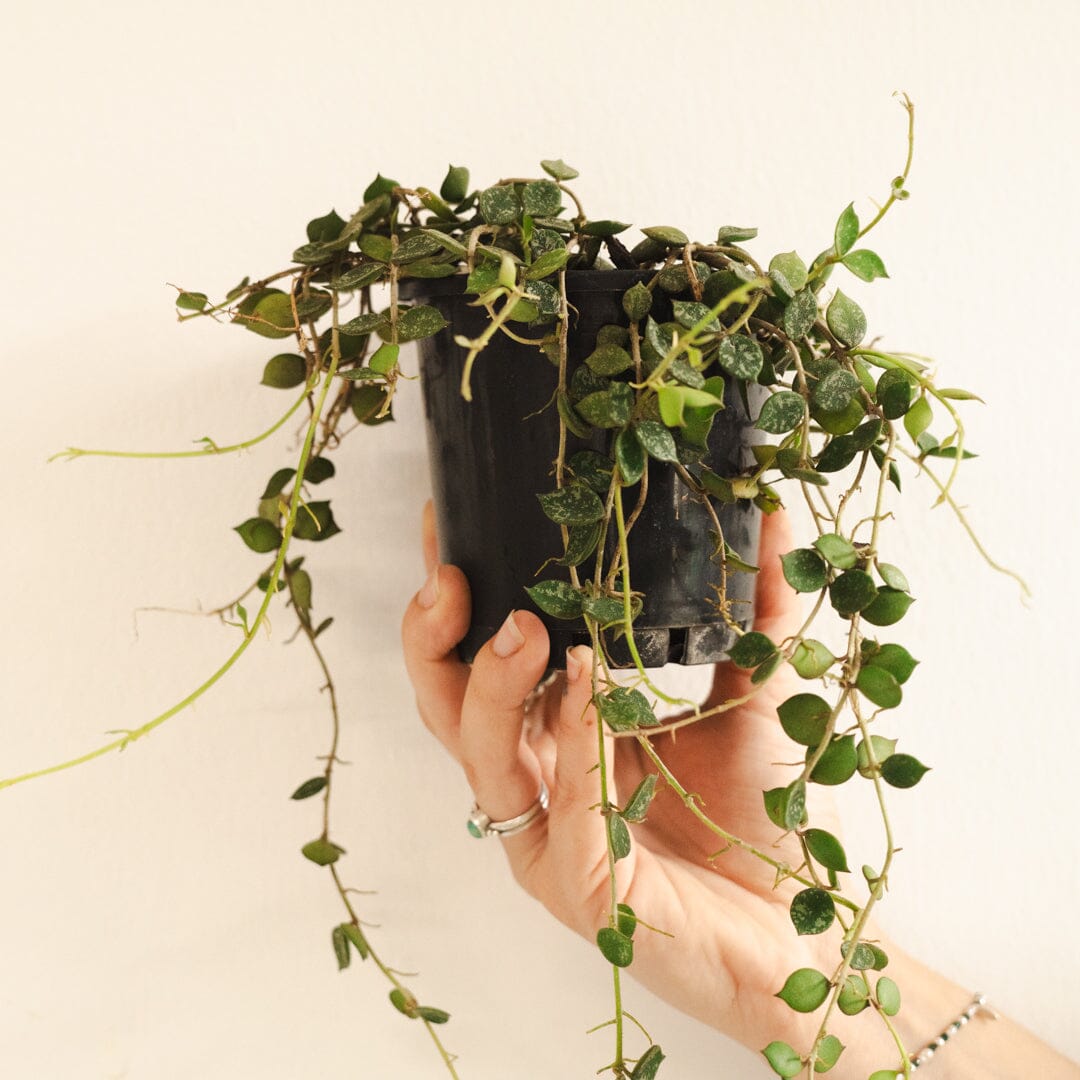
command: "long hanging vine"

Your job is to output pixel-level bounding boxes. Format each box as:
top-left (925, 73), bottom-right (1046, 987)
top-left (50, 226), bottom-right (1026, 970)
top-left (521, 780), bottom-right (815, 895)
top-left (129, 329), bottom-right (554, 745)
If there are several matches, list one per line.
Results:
top-left (2, 94), bottom-right (1025, 1079)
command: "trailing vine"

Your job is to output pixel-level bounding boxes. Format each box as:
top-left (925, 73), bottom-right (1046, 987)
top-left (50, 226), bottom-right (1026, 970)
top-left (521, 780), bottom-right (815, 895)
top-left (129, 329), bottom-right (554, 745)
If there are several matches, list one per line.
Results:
top-left (3, 93), bottom-right (1026, 1079)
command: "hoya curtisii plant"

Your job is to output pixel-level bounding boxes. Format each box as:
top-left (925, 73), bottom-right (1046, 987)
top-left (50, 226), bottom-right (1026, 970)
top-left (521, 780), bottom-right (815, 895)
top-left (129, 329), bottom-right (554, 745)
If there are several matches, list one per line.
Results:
top-left (2, 94), bottom-right (1024, 1079)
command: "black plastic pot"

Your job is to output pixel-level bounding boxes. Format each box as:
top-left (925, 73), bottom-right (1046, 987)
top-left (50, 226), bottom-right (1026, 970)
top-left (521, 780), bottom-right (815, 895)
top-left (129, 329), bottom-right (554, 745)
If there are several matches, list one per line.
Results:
top-left (404, 270), bottom-right (763, 669)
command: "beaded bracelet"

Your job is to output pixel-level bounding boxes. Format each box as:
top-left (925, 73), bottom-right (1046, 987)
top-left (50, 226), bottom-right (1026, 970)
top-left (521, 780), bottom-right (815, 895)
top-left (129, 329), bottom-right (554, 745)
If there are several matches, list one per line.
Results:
top-left (909, 992), bottom-right (998, 1071)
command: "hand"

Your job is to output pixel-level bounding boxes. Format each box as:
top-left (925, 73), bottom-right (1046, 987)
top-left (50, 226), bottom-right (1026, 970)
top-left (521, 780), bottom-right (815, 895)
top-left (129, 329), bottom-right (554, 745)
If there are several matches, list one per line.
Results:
top-left (402, 502), bottom-right (1080, 1079)
top-left (401, 502), bottom-right (844, 1058)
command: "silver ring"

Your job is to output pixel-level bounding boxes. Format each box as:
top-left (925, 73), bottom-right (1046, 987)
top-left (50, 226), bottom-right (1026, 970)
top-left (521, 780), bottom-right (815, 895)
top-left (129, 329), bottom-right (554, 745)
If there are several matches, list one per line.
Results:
top-left (467, 781), bottom-right (549, 839)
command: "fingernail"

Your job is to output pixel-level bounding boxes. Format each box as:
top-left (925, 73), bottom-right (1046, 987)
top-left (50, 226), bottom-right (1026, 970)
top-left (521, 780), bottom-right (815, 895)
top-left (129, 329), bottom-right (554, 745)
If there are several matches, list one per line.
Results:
top-left (417, 567), bottom-right (440, 609)
top-left (492, 611), bottom-right (525, 658)
top-left (565, 647), bottom-right (583, 684)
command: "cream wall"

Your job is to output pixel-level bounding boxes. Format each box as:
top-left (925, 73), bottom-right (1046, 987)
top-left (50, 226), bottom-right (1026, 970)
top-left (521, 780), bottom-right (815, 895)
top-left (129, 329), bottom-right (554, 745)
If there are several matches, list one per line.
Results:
top-left (3, 2), bottom-right (1078, 1077)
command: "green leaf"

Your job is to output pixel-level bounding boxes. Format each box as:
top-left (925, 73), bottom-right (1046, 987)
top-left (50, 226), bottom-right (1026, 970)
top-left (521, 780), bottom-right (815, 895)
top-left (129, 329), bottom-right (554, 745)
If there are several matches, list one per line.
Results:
top-left (623, 282), bottom-right (653, 321)
top-left (293, 501), bottom-right (341, 542)
top-left (814, 369), bottom-right (862, 414)
top-left (176, 290), bottom-right (208, 311)
top-left (716, 225), bottom-right (758, 243)
top-left (782, 288), bottom-right (818, 340)
top-left (728, 631), bottom-right (778, 669)
top-left (541, 158), bottom-right (578, 181)
top-left (875, 368), bottom-right (914, 419)
top-left (363, 173), bottom-right (399, 201)
top-left (862, 642), bottom-right (918, 684)
top-left (881, 753), bottom-right (930, 789)
top-left (829, 569), bottom-right (878, 616)
top-left (804, 828), bottom-right (850, 873)
top-left (790, 888), bottom-right (836, 936)
top-left (290, 568), bottom-right (313, 614)
top-left (842, 249), bottom-right (888, 282)
top-left (607, 814), bottom-right (631, 861)
top-left (576, 382), bottom-right (634, 428)
top-left (615, 428), bottom-right (646, 485)
top-left (857, 735), bottom-right (898, 778)
top-left (331, 924), bottom-right (351, 970)
top-left (301, 838), bottom-right (345, 866)
top-left (769, 251), bottom-right (808, 298)
top-left (358, 233), bottom-right (393, 262)
top-left (634, 420), bottom-right (679, 462)
top-left (762, 1041), bottom-right (802, 1078)
top-left (416, 1006), bottom-right (450, 1024)
top-left (304, 456), bottom-right (334, 485)
top-left (369, 342), bottom-right (399, 375)
top-left (813, 533), bottom-right (858, 569)
top-left (777, 693), bottom-right (831, 747)
top-left (834, 203), bottom-right (860, 256)
top-left (581, 595), bottom-right (627, 626)
top-left (837, 974), bottom-right (870, 1016)
top-left (842, 941), bottom-right (878, 971)
top-left (525, 580), bottom-right (584, 620)
top-left (756, 390), bottom-right (805, 434)
top-left (537, 485), bottom-right (605, 526)
top-left (809, 735), bottom-right (858, 786)
top-left (581, 219), bottom-right (631, 238)
top-left (389, 987), bottom-right (419, 1017)
top-left (781, 548), bottom-right (829, 593)
top-left (526, 246), bottom-right (569, 280)
top-left (861, 587), bottom-right (915, 626)
top-left (557, 392), bottom-right (591, 438)
top-left (351, 384), bottom-right (392, 425)
top-left (855, 666), bottom-right (902, 709)
top-left (826, 290), bottom-right (867, 347)
top-left (643, 225), bottom-right (689, 247)
top-left (763, 779), bottom-right (807, 831)
top-left (790, 639), bottom-right (835, 679)
top-left (814, 1034), bottom-right (844, 1073)
top-left (622, 775), bottom-right (659, 823)
top-left (776, 968), bottom-right (830, 1013)
top-left (478, 184), bottom-right (520, 225)
top-left (904, 395), bottom-right (933, 442)
top-left (596, 927), bottom-right (634, 967)
top-left (558, 522), bottom-right (601, 567)
top-left (342, 923), bottom-right (368, 960)
top-left (586, 343), bottom-right (633, 376)
top-left (234, 517), bottom-right (282, 554)
top-left (630, 1044), bottom-right (665, 1080)
top-left (876, 976), bottom-right (901, 1016)
top-left (397, 305), bottom-right (448, 342)
top-left (262, 467), bottom-right (296, 499)
top-left (597, 687), bottom-right (659, 732)
top-left (522, 180), bottom-right (561, 217)
top-left (440, 164), bottom-right (470, 203)
top-left (568, 450), bottom-right (613, 493)
top-left (615, 902), bottom-right (637, 939)
top-left (244, 292), bottom-right (296, 339)
top-left (291, 776), bottom-right (327, 800)
top-left (717, 334), bottom-right (764, 379)
top-left (656, 384), bottom-right (722, 427)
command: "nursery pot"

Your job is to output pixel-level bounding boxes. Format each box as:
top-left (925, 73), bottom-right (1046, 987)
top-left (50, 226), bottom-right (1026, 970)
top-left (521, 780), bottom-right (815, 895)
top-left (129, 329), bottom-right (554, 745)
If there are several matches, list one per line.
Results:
top-left (404, 270), bottom-right (764, 669)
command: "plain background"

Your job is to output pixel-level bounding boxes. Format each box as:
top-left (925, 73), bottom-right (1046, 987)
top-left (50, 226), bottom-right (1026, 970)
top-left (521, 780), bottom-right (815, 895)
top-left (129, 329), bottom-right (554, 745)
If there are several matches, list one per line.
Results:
top-left (3, 2), bottom-right (1078, 1077)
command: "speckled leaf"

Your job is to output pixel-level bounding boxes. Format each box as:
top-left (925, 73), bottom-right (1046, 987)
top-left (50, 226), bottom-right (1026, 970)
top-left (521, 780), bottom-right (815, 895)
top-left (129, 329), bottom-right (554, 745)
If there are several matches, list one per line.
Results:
top-left (781, 548), bottom-right (829, 593)
top-left (834, 203), bottom-right (859, 256)
top-left (717, 334), bottom-right (764, 379)
top-left (756, 390), bottom-right (805, 434)
top-left (607, 814), bottom-right (631, 861)
top-left (525, 580), bottom-right (584, 620)
top-left (782, 288), bottom-right (817, 340)
top-left (598, 687), bottom-right (658, 732)
top-left (842, 249), bottom-right (888, 282)
top-left (541, 158), bottom-right (579, 181)
top-left (478, 185), bottom-right (521, 225)
top-left (826, 290), bottom-right (867, 346)
top-left (789, 888), bottom-right (836, 936)
top-left (634, 421), bottom-right (678, 462)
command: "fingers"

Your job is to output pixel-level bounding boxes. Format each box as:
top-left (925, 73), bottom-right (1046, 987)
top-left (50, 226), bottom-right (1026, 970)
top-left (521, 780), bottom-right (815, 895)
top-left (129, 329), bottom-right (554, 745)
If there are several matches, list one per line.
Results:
top-left (704, 507), bottom-right (801, 709)
top-left (401, 561), bottom-right (472, 759)
top-left (544, 646), bottom-right (617, 930)
top-left (459, 610), bottom-right (550, 827)
top-left (421, 499), bottom-right (439, 574)
top-left (749, 506), bottom-right (802, 642)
